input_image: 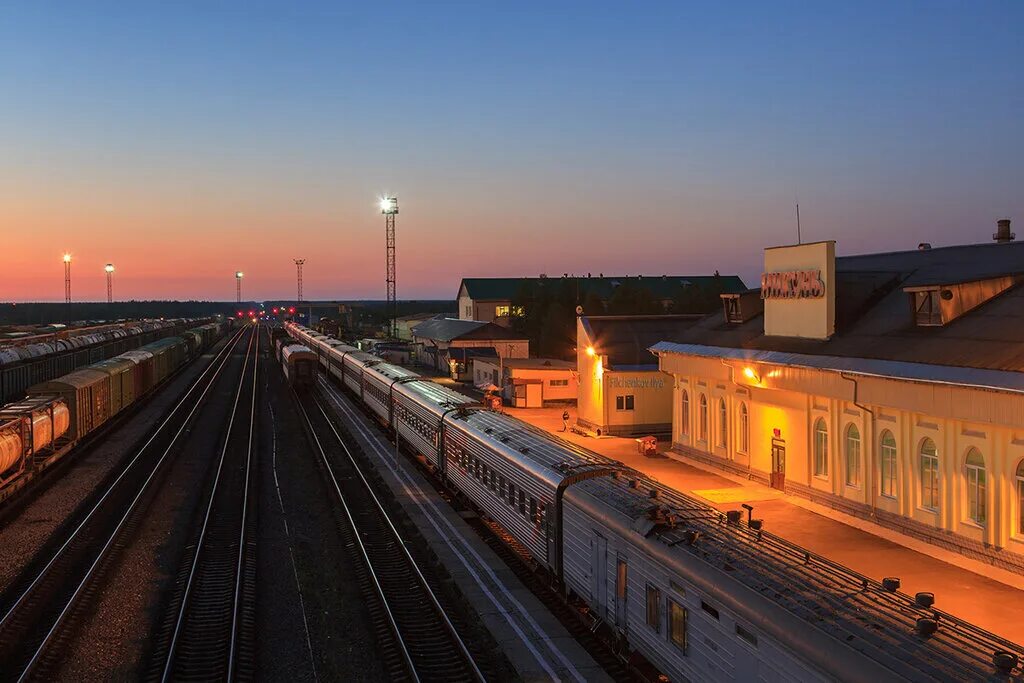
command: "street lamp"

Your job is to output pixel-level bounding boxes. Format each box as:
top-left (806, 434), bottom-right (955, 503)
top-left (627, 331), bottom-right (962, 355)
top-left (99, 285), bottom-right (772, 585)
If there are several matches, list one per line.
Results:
top-left (105, 263), bottom-right (115, 303)
top-left (235, 271), bottom-right (244, 303)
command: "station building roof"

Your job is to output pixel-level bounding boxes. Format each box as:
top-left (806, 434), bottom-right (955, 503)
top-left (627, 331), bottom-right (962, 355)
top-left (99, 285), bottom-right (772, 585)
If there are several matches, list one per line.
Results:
top-left (411, 317), bottom-right (529, 343)
top-left (664, 240), bottom-right (1024, 372)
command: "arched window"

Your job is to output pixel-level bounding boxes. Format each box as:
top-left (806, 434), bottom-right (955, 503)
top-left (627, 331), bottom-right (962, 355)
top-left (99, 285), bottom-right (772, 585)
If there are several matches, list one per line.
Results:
top-left (813, 418), bottom-right (828, 478)
top-left (738, 403), bottom-right (749, 454)
top-left (680, 390), bottom-right (689, 437)
top-left (965, 449), bottom-right (986, 526)
top-left (718, 398), bottom-right (728, 447)
top-left (845, 424), bottom-right (861, 487)
top-left (879, 431), bottom-right (897, 498)
top-left (1016, 460), bottom-right (1024, 536)
top-left (698, 394), bottom-right (708, 442)
top-left (920, 438), bottom-right (939, 511)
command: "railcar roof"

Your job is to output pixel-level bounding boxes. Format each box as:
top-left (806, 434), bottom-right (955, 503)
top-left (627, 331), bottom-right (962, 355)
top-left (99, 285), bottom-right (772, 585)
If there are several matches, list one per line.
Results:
top-left (567, 472), bottom-right (1024, 680)
top-left (364, 361), bottom-right (419, 382)
top-left (395, 378), bottom-right (475, 411)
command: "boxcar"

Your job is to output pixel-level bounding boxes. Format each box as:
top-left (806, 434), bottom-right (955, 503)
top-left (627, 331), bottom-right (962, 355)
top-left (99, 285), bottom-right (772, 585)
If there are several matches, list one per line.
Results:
top-left (118, 349), bottom-right (156, 395)
top-left (91, 357), bottom-right (138, 416)
top-left (26, 368), bottom-right (112, 440)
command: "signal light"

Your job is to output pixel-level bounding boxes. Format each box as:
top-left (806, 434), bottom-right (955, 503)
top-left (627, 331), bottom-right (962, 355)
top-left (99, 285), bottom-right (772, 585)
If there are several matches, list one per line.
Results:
top-left (273, 307), bottom-right (278, 314)
top-left (237, 311), bottom-right (243, 317)
top-left (289, 307), bottom-right (295, 313)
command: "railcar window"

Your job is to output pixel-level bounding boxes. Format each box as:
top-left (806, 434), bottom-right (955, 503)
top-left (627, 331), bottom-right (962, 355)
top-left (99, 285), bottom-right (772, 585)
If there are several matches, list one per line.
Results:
top-left (668, 601), bottom-right (688, 652)
top-left (508, 484), bottom-right (516, 505)
top-left (490, 471), bottom-right (498, 491)
top-left (735, 623), bottom-right (758, 647)
top-left (646, 584), bottom-right (661, 633)
top-left (499, 476), bottom-right (506, 497)
top-left (529, 497), bottom-right (537, 524)
top-left (701, 601), bottom-right (719, 620)
top-left (616, 559), bottom-right (627, 601)
top-left (518, 490), bottom-right (526, 514)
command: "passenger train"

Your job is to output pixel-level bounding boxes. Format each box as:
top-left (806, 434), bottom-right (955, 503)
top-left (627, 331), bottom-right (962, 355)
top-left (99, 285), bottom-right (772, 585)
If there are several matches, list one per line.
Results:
top-left (0, 321), bottom-right (227, 498)
top-left (285, 321), bottom-right (1023, 683)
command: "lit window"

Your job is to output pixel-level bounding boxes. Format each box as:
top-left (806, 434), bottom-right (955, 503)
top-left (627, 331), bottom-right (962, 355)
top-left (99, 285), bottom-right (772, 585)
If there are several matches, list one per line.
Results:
top-left (646, 584), bottom-right (661, 632)
top-left (737, 402), bottom-right (749, 454)
top-left (1016, 461), bottom-right (1024, 536)
top-left (668, 601), bottom-right (687, 652)
top-left (845, 424), bottom-right (861, 487)
top-left (965, 448), bottom-right (986, 526)
top-left (699, 394), bottom-right (708, 442)
top-left (495, 305), bottom-right (510, 317)
top-left (680, 390), bottom-right (689, 437)
top-left (549, 379), bottom-right (569, 386)
top-left (813, 418), bottom-right (828, 478)
top-left (718, 398), bottom-right (727, 447)
top-left (920, 438), bottom-right (940, 511)
top-left (880, 431), bottom-right (897, 498)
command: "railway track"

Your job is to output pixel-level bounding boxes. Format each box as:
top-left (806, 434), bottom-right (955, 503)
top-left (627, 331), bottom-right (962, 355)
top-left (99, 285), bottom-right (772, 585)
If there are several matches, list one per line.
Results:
top-left (0, 325), bottom-right (251, 683)
top-left (148, 324), bottom-right (260, 682)
top-left (294, 390), bottom-right (486, 683)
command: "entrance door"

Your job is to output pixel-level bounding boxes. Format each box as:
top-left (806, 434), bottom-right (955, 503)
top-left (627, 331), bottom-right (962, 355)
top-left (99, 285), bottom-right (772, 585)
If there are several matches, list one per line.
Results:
top-left (770, 437), bottom-right (786, 490)
top-left (590, 534), bottom-right (608, 620)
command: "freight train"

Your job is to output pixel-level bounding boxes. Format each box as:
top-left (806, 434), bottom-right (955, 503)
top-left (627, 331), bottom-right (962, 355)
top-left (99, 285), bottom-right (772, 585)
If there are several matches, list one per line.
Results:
top-left (0, 321), bottom-right (228, 500)
top-left (284, 322), bottom-right (1022, 683)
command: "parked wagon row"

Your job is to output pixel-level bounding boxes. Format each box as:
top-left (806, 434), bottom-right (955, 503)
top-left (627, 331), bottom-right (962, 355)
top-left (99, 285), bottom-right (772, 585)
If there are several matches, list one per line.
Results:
top-left (0, 318), bottom-right (220, 405)
top-left (0, 321), bottom-right (227, 496)
top-left (283, 321), bottom-right (1024, 683)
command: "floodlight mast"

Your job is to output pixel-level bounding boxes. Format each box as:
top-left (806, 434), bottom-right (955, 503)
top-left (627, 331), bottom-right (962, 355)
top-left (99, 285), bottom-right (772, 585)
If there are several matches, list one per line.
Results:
top-left (63, 254), bottom-right (72, 303)
top-left (105, 263), bottom-right (115, 303)
top-left (236, 271), bottom-right (244, 303)
top-left (380, 196), bottom-right (398, 339)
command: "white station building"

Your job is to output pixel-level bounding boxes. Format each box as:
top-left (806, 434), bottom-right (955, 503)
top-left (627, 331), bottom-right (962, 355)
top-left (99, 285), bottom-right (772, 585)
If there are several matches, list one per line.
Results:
top-left (652, 222), bottom-right (1024, 573)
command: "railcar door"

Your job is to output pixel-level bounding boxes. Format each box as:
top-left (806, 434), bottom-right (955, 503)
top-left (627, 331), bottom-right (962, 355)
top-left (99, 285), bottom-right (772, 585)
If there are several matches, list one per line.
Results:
top-left (614, 555), bottom-right (628, 630)
top-left (590, 533), bottom-right (608, 621)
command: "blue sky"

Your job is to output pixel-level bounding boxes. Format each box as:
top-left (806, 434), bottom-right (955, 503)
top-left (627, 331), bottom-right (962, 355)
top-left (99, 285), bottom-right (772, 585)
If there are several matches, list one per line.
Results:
top-left (1, 2), bottom-right (1021, 300)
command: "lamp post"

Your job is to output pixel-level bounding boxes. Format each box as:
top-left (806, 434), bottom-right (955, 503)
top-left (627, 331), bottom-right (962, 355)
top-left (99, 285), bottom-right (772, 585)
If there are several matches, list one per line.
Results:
top-left (379, 196), bottom-right (399, 339)
top-left (235, 271), bottom-right (244, 303)
top-left (294, 259), bottom-right (305, 303)
top-left (63, 253), bottom-right (72, 304)
top-left (105, 263), bottom-right (115, 303)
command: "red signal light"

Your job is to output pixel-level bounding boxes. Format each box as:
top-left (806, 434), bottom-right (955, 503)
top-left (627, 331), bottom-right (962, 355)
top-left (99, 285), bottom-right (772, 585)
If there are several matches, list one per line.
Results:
top-left (236, 311), bottom-right (243, 317)
top-left (288, 307), bottom-right (295, 314)
top-left (272, 307), bottom-right (278, 314)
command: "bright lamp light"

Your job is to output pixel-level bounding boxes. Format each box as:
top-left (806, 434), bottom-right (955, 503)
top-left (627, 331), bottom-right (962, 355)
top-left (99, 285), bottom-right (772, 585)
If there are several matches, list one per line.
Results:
top-left (63, 253), bottom-right (72, 263)
top-left (105, 264), bottom-right (115, 273)
top-left (743, 367), bottom-right (760, 383)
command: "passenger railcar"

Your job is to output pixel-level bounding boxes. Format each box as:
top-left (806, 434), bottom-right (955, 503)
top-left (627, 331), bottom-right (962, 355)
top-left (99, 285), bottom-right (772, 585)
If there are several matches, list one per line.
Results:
top-left (281, 344), bottom-right (317, 388)
top-left (282, 321), bottom-right (1024, 683)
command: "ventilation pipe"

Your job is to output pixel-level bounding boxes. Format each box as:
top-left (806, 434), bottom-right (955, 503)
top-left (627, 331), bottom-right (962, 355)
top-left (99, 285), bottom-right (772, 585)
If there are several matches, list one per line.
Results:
top-left (994, 218), bottom-right (1015, 243)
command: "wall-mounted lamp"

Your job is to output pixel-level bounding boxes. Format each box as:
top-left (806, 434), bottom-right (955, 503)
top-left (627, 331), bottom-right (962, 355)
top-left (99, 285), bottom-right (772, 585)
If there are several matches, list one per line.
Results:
top-left (743, 366), bottom-right (761, 383)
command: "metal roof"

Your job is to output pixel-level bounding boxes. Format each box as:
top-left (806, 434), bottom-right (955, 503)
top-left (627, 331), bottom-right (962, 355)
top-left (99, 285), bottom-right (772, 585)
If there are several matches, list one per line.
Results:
top-left (650, 342), bottom-right (1024, 395)
top-left (581, 315), bottom-right (704, 368)
top-left (411, 317), bottom-right (528, 342)
top-left (459, 274), bottom-right (747, 301)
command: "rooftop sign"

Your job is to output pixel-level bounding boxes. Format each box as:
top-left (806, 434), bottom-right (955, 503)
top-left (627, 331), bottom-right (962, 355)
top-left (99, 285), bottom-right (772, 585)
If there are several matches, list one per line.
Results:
top-left (761, 269), bottom-right (825, 300)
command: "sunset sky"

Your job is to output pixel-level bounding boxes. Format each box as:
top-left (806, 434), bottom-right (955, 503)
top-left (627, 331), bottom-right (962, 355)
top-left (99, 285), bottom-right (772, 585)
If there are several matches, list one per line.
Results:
top-left (2, 2), bottom-right (1021, 302)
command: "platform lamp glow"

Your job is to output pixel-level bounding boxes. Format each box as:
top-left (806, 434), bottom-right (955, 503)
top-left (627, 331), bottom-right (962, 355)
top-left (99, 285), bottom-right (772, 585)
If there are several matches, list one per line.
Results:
top-left (235, 271), bottom-right (244, 304)
top-left (105, 264), bottom-right (115, 303)
top-left (62, 253), bottom-right (72, 304)
top-left (380, 196), bottom-right (399, 339)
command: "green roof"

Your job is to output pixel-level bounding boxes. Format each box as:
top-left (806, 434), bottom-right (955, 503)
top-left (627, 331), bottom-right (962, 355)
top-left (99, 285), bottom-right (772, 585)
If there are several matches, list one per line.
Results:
top-left (459, 275), bottom-right (747, 301)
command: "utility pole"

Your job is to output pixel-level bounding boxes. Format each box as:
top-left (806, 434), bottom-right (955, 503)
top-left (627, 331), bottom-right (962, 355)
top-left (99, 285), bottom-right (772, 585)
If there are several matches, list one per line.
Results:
top-left (63, 254), bottom-right (72, 303)
top-left (105, 263), bottom-right (115, 303)
top-left (379, 196), bottom-right (399, 339)
top-left (294, 259), bottom-right (305, 302)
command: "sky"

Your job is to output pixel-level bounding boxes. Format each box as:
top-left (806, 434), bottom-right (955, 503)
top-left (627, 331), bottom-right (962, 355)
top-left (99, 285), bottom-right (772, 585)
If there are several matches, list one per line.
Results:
top-left (1, 1), bottom-right (1022, 302)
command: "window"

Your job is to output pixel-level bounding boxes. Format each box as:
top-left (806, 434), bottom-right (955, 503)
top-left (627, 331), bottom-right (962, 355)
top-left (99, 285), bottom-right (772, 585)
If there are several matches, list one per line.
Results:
top-left (680, 390), bottom-right (689, 437)
top-left (518, 490), bottom-right (526, 514)
top-left (737, 402), bottom-right (748, 453)
top-left (615, 395), bottom-right (635, 411)
top-left (880, 431), bottom-right (897, 498)
top-left (920, 438), bottom-right (940, 511)
top-left (499, 475), bottom-right (506, 498)
top-left (735, 624), bottom-right (758, 647)
top-left (914, 289), bottom-right (943, 326)
top-left (813, 418), bottom-right (828, 478)
top-left (616, 559), bottom-right (627, 601)
top-left (700, 601), bottom-right (719, 620)
top-left (464, 305), bottom-right (472, 318)
top-left (495, 305), bottom-right (510, 317)
top-left (529, 497), bottom-right (537, 525)
top-left (699, 394), bottom-right (708, 442)
top-left (668, 601), bottom-right (687, 652)
top-left (965, 448), bottom-right (986, 525)
top-left (645, 584), bottom-right (661, 632)
top-left (718, 398), bottom-right (728, 447)
top-left (1016, 461), bottom-right (1024, 536)
top-left (549, 379), bottom-right (569, 386)
top-left (845, 424), bottom-right (861, 487)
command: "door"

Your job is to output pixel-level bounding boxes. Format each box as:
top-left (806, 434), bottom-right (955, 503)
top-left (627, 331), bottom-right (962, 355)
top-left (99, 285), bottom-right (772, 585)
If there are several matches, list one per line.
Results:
top-left (590, 534), bottom-right (608, 620)
top-left (770, 437), bottom-right (786, 490)
top-left (526, 383), bottom-right (542, 408)
top-left (614, 556), bottom-right (628, 629)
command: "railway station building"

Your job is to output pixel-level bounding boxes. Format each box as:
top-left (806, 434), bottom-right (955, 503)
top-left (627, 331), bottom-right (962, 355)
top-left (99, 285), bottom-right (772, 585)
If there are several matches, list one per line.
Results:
top-left (652, 223), bottom-right (1024, 573)
top-left (410, 317), bottom-right (528, 377)
top-left (575, 314), bottom-right (702, 437)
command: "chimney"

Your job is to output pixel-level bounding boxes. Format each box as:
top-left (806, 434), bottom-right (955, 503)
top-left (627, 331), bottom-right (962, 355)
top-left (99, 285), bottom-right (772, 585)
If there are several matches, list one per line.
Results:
top-left (918, 243), bottom-right (932, 251)
top-left (993, 218), bottom-right (1015, 243)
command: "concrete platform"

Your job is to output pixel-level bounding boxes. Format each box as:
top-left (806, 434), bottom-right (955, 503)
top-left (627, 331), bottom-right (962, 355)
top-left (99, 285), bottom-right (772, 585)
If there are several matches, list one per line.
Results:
top-left (507, 404), bottom-right (1024, 647)
top-left (317, 380), bottom-right (612, 683)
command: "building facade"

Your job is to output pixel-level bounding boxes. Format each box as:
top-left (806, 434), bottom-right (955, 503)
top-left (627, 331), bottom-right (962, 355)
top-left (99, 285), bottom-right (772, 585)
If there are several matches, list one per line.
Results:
top-left (411, 317), bottom-right (529, 373)
top-left (653, 229), bottom-right (1024, 573)
top-left (473, 357), bottom-right (577, 407)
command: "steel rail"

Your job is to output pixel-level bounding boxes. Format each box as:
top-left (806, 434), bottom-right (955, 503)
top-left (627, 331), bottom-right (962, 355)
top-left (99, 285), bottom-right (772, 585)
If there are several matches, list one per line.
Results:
top-left (2, 325), bottom-right (250, 681)
top-left (297, 392), bottom-right (485, 683)
top-left (159, 323), bottom-right (259, 682)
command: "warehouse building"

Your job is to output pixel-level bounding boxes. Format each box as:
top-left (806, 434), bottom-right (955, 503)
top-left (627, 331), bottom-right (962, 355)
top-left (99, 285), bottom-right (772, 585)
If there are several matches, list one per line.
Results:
top-left (411, 317), bottom-right (528, 376)
top-left (457, 274), bottom-right (747, 325)
top-left (652, 221), bottom-right (1024, 573)
top-left (473, 357), bottom-right (576, 407)
top-left (576, 314), bottom-right (702, 437)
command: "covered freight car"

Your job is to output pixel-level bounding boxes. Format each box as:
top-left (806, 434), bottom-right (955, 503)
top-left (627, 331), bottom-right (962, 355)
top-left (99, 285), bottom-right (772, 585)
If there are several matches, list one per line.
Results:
top-left (26, 368), bottom-right (111, 440)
